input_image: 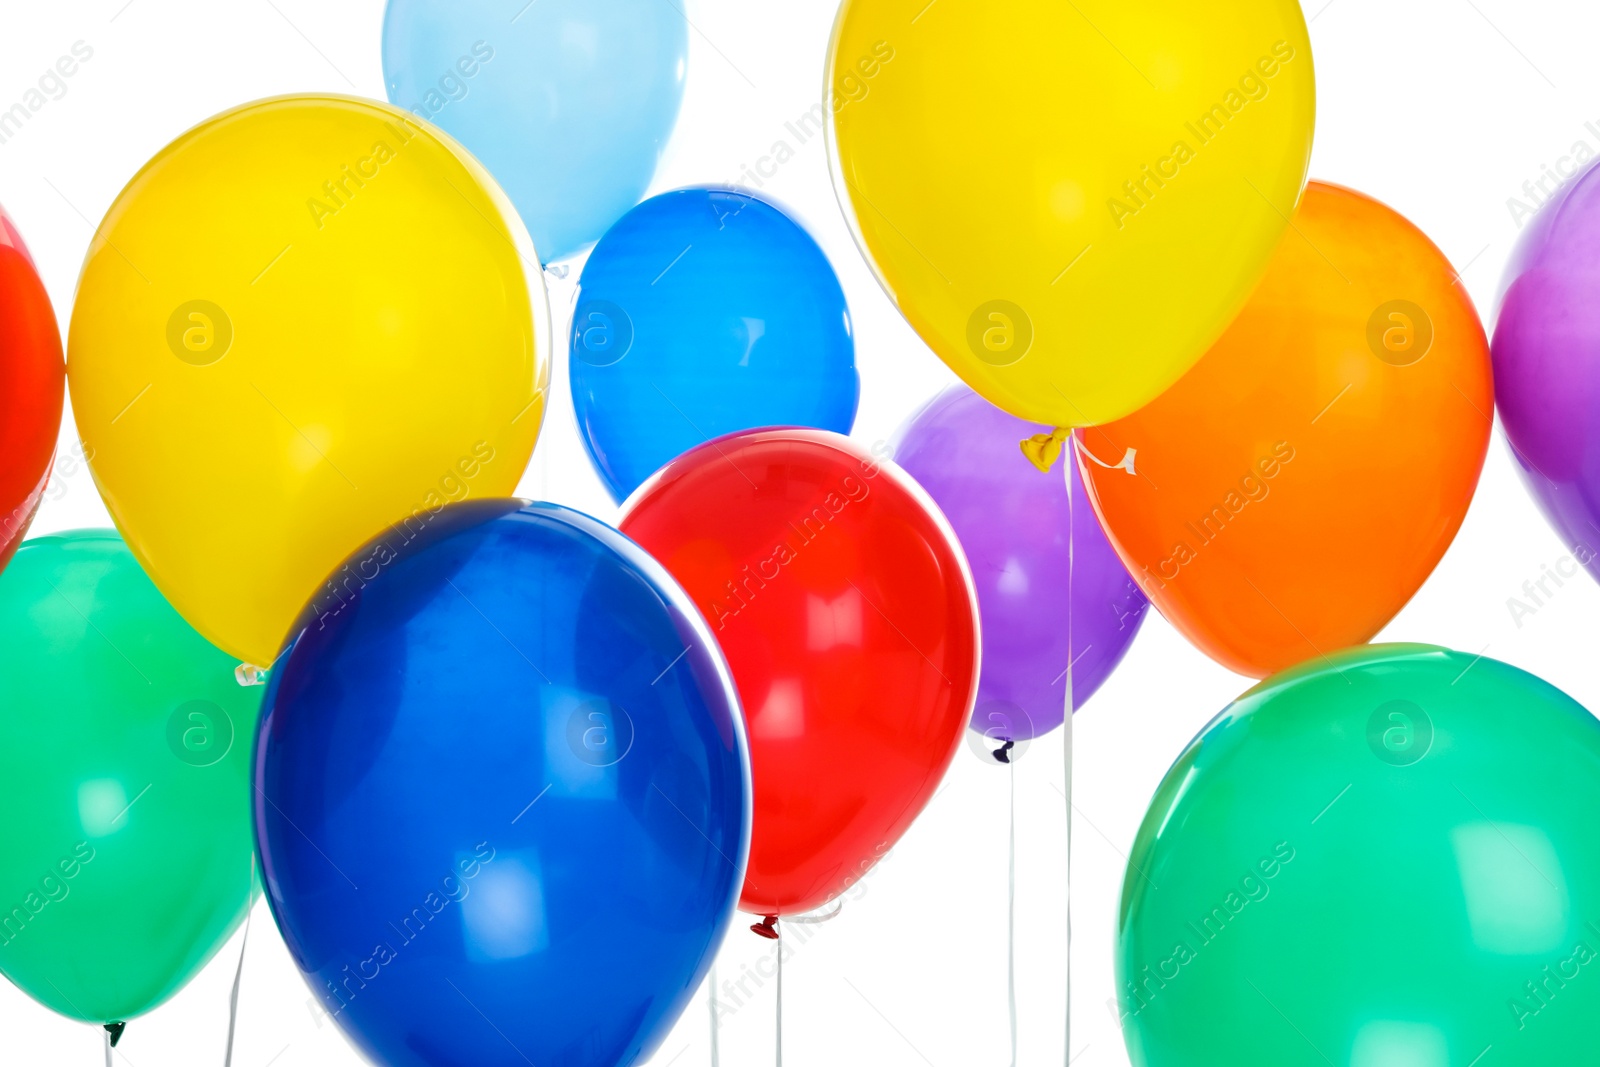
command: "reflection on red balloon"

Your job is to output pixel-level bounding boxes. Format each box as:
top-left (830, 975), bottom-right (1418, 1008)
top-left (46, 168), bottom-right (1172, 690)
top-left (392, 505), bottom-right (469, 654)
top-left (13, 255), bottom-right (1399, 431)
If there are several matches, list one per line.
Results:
top-left (621, 429), bottom-right (979, 916)
top-left (0, 206), bottom-right (64, 571)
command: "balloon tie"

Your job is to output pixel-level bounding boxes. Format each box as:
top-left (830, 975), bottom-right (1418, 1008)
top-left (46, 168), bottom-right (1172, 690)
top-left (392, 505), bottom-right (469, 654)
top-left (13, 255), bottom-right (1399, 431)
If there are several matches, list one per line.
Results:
top-left (993, 739), bottom-right (1016, 764)
top-left (103, 1022), bottom-right (125, 1065)
top-left (1022, 430), bottom-right (1137, 477)
top-left (1020, 428), bottom-right (1071, 472)
top-left (751, 914), bottom-right (780, 940)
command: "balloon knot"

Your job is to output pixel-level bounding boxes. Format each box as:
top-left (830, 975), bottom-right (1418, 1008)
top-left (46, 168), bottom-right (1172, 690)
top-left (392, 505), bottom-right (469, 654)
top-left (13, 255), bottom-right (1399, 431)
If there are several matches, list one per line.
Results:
top-left (992, 740), bottom-right (1015, 764)
top-left (235, 663), bottom-right (269, 687)
top-left (751, 915), bottom-right (780, 940)
top-left (1020, 428), bottom-right (1071, 473)
top-left (105, 1022), bottom-right (126, 1048)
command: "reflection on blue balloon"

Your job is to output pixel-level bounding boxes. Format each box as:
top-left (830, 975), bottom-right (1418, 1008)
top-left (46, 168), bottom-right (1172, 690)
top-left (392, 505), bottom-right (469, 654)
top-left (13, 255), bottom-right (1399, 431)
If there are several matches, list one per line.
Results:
top-left (382, 0), bottom-right (688, 263)
top-left (571, 188), bottom-right (859, 502)
top-left (254, 500), bottom-right (750, 1067)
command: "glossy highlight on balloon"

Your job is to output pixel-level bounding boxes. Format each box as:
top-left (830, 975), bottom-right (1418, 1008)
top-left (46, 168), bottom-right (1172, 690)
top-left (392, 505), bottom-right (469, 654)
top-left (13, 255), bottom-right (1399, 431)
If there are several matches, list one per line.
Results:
top-left (0, 530), bottom-right (260, 1024)
top-left (254, 500), bottom-right (749, 1067)
top-left (0, 205), bottom-right (64, 573)
top-left (827, 0), bottom-right (1316, 427)
top-left (383, 0), bottom-right (689, 263)
top-left (893, 386), bottom-right (1146, 743)
top-left (1079, 182), bottom-right (1492, 677)
top-left (67, 94), bottom-right (549, 667)
top-left (1494, 154), bottom-right (1600, 585)
top-left (620, 429), bottom-right (980, 916)
top-left (1119, 644), bottom-right (1600, 1066)
top-left (571, 188), bottom-right (859, 502)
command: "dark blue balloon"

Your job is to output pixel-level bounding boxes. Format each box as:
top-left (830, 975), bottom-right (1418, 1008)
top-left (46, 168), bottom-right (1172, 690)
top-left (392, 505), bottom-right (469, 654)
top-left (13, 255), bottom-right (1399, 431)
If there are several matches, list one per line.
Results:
top-left (570, 187), bottom-right (859, 502)
top-left (253, 500), bottom-right (750, 1067)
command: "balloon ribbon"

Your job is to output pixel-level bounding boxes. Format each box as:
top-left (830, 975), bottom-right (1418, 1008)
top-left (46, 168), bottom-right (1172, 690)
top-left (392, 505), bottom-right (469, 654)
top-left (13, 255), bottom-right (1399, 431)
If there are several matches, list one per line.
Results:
top-left (1020, 429), bottom-right (1137, 477)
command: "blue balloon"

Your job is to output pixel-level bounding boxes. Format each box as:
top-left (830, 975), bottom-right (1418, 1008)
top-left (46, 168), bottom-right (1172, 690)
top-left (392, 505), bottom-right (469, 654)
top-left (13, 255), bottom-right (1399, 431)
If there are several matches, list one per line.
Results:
top-left (571, 188), bottom-right (860, 502)
top-left (253, 500), bottom-right (750, 1067)
top-left (382, 0), bottom-right (688, 263)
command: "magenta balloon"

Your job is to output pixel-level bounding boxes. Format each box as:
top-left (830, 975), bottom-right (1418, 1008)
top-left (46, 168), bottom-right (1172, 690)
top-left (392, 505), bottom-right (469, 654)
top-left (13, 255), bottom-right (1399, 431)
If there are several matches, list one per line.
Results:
top-left (1495, 158), bottom-right (1600, 579)
top-left (893, 386), bottom-right (1147, 742)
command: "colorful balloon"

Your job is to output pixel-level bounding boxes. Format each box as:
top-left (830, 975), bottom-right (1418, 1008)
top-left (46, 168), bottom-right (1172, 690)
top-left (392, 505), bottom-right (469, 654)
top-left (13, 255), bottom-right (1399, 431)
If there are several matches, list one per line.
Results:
top-left (826, 0), bottom-right (1316, 427)
top-left (0, 530), bottom-right (259, 1024)
top-left (893, 386), bottom-right (1146, 744)
top-left (255, 501), bottom-right (749, 1067)
top-left (1119, 644), bottom-right (1600, 1066)
top-left (0, 205), bottom-right (64, 572)
top-left (620, 429), bottom-right (979, 916)
top-left (67, 94), bottom-right (549, 667)
top-left (383, 0), bottom-right (688, 263)
top-left (1079, 182), bottom-right (1492, 677)
top-left (571, 188), bottom-right (859, 502)
top-left (1495, 156), bottom-right (1600, 583)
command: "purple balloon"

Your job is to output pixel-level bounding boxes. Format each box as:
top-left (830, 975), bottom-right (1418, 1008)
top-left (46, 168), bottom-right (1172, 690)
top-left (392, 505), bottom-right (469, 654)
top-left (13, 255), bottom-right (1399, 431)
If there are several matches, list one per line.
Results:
top-left (893, 386), bottom-right (1147, 743)
top-left (1496, 158), bottom-right (1600, 578)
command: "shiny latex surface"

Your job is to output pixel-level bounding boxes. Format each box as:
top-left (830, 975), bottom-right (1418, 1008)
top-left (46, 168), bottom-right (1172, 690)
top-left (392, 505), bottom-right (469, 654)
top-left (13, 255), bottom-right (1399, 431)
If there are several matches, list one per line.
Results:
top-left (67, 94), bottom-right (549, 666)
top-left (1494, 155), bottom-right (1600, 586)
top-left (620, 429), bottom-right (979, 915)
top-left (893, 385), bottom-right (1146, 741)
top-left (1119, 644), bottom-right (1600, 1067)
top-left (383, 0), bottom-right (688, 263)
top-left (571, 188), bottom-right (859, 502)
top-left (254, 500), bottom-right (750, 1067)
top-left (827, 0), bottom-right (1315, 427)
top-left (0, 206), bottom-right (64, 572)
top-left (1079, 182), bottom-right (1492, 677)
top-left (0, 530), bottom-right (259, 1023)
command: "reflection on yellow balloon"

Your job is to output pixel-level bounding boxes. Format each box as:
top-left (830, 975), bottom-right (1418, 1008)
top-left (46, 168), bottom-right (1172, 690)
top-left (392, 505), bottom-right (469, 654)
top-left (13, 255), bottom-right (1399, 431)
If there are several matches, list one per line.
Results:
top-left (826, 0), bottom-right (1315, 428)
top-left (68, 95), bottom-right (549, 665)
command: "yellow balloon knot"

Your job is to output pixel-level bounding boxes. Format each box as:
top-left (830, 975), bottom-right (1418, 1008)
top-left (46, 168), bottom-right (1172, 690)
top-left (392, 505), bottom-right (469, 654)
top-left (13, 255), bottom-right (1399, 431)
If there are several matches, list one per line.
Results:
top-left (1020, 428), bottom-right (1072, 473)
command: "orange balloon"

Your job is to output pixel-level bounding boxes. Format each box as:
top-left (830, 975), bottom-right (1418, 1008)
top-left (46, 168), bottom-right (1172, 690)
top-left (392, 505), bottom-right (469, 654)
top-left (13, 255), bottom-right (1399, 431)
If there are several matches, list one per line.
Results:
top-left (1077, 181), bottom-right (1492, 677)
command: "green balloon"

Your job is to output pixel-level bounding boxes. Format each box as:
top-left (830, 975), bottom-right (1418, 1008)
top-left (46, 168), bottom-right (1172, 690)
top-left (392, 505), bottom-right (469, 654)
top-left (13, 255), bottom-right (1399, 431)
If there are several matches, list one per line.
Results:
top-left (1119, 644), bottom-right (1600, 1066)
top-left (0, 530), bottom-right (260, 1023)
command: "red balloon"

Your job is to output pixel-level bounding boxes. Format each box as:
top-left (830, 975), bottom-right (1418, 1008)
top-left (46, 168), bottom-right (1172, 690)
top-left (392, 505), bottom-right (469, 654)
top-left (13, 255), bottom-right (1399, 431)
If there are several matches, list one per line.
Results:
top-left (0, 206), bottom-right (63, 570)
top-left (621, 429), bottom-right (979, 917)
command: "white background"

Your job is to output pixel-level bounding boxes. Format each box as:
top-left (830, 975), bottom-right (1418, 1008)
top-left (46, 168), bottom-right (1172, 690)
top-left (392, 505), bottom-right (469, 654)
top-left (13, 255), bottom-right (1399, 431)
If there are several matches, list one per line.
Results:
top-left (3, 0), bottom-right (1599, 1064)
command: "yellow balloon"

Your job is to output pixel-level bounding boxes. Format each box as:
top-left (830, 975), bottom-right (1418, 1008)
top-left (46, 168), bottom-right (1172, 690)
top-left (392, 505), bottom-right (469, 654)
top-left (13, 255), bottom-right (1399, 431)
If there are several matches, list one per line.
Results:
top-left (826, 0), bottom-right (1315, 427)
top-left (68, 95), bottom-right (549, 665)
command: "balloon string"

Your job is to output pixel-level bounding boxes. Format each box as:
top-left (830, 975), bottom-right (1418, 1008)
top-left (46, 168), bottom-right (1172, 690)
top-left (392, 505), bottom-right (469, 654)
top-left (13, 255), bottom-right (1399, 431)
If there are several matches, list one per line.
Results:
top-left (1007, 753), bottom-right (1018, 1067)
top-left (224, 853), bottom-right (256, 1067)
top-left (1064, 439), bottom-right (1076, 1067)
top-left (775, 930), bottom-right (784, 1067)
top-left (708, 961), bottom-right (720, 1067)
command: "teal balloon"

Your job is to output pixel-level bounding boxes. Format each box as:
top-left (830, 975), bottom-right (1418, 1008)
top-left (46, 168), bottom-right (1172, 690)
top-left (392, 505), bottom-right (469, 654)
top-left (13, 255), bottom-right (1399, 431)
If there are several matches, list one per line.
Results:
top-left (382, 0), bottom-right (689, 263)
top-left (0, 531), bottom-right (260, 1023)
top-left (1119, 644), bottom-right (1600, 1066)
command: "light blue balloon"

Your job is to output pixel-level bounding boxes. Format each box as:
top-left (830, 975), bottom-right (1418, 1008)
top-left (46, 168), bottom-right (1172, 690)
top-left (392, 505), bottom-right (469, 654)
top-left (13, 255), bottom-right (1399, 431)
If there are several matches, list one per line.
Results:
top-left (382, 0), bottom-right (688, 263)
top-left (570, 188), bottom-right (860, 502)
